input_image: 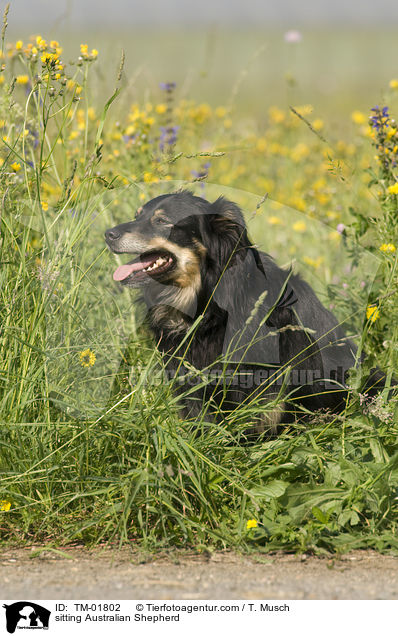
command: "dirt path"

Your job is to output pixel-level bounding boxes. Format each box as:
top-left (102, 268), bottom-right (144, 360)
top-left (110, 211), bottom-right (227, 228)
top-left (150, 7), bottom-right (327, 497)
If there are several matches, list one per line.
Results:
top-left (1, 547), bottom-right (397, 600)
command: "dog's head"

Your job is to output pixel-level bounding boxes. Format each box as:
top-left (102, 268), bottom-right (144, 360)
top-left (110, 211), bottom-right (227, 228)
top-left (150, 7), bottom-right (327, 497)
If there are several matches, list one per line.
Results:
top-left (105, 191), bottom-right (251, 300)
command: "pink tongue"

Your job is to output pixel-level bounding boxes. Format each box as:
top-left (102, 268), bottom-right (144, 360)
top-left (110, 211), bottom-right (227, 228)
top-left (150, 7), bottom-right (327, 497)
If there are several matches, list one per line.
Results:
top-left (113, 257), bottom-right (155, 281)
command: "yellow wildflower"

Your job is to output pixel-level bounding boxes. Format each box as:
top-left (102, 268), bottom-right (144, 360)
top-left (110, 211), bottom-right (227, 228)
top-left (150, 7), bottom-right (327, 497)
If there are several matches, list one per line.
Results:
top-left (313, 177), bottom-right (327, 190)
top-left (143, 172), bottom-right (159, 183)
top-left (189, 103), bottom-right (212, 124)
top-left (15, 40), bottom-right (23, 50)
top-left (79, 348), bottom-right (96, 367)
top-left (16, 74), bottom-right (29, 85)
top-left (41, 52), bottom-right (58, 64)
top-left (389, 79), bottom-right (398, 90)
top-left (11, 162), bottom-right (21, 172)
top-left (312, 118), bottom-right (324, 131)
top-left (246, 519), bottom-right (258, 530)
top-left (316, 192), bottom-right (331, 205)
top-left (351, 110), bottom-right (367, 125)
top-left (155, 103), bottom-right (167, 115)
top-left (267, 216), bottom-right (283, 225)
top-left (256, 137), bottom-right (267, 152)
top-left (80, 43), bottom-right (88, 56)
top-left (294, 104), bottom-right (313, 116)
top-left (329, 230), bottom-right (341, 242)
top-left (379, 243), bottom-right (396, 254)
top-left (303, 256), bottom-right (324, 269)
top-left (269, 106), bottom-right (285, 124)
top-left (256, 177), bottom-right (274, 192)
top-left (129, 104), bottom-right (141, 121)
top-left (0, 76), bottom-right (4, 85)
top-left (91, 49), bottom-right (98, 58)
top-left (291, 142), bottom-right (310, 162)
top-left (270, 142), bottom-right (288, 156)
top-left (41, 201), bottom-right (49, 211)
top-left (289, 197), bottom-right (306, 212)
top-left (215, 106), bottom-right (227, 118)
top-left (292, 220), bottom-right (306, 233)
top-left (366, 306), bottom-right (380, 323)
top-left (0, 500), bottom-right (11, 511)
top-left (387, 183), bottom-right (398, 194)
top-left (36, 36), bottom-right (47, 50)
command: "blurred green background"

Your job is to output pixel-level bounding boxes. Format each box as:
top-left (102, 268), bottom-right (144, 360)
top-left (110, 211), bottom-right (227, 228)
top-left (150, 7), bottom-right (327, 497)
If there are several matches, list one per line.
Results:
top-left (6, 0), bottom-right (398, 122)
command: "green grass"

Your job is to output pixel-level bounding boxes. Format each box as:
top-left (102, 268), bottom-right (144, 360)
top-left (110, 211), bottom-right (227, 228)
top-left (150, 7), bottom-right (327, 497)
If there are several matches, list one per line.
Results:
top-left (0, 21), bottom-right (397, 553)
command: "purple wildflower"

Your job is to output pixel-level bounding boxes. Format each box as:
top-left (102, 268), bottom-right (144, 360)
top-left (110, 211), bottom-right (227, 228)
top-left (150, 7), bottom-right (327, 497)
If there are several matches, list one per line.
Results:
top-left (370, 106), bottom-right (390, 131)
top-left (191, 162), bottom-right (210, 180)
top-left (191, 162), bottom-right (210, 191)
top-left (336, 223), bottom-right (345, 234)
top-left (370, 105), bottom-right (398, 170)
top-left (159, 125), bottom-right (179, 152)
top-left (159, 82), bottom-right (176, 92)
top-left (123, 133), bottom-right (137, 144)
top-left (27, 128), bottom-right (39, 149)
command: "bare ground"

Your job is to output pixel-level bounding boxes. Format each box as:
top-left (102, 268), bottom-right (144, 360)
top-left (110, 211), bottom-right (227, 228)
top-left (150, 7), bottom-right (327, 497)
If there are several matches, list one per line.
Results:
top-left (1, 547), bottom-right (397, 600)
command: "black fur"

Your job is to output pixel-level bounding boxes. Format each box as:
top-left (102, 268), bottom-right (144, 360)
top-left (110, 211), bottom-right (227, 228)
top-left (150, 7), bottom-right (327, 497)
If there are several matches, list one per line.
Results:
top-left (105, 191), bottom-right (394, 429)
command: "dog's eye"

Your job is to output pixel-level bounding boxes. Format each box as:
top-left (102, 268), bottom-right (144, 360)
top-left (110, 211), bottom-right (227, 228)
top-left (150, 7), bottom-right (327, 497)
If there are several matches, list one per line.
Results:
top-left (154, 216), bottom-right (171, 226)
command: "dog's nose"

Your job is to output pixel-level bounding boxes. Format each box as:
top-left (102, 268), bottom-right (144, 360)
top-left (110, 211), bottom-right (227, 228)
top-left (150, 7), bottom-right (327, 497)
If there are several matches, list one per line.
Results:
top-left (105, 228), bottom-right (121, 242)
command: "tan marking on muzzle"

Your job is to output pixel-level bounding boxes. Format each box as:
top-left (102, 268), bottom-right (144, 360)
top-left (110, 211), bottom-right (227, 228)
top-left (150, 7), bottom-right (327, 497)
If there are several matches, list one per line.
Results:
top-left (145, 237), bottom-right (202, 289)
top-left (143, 237), bottom-right (204, 315)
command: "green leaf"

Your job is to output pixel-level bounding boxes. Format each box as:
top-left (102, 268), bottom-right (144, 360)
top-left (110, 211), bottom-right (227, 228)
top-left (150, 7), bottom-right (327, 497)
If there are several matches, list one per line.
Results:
top-left (312, 506), bottom-right (329, 524)
top-left (95, 88), bottom-right (122, 149)
top-left (251, 480), bottom-right (289, 500)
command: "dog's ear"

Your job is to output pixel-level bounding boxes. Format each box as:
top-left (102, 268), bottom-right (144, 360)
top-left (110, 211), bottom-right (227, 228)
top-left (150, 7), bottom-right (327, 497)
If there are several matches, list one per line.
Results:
top-left (208, 197), bottom-right (251, 258)
top-left (209, 196), bottom-right (245, 232)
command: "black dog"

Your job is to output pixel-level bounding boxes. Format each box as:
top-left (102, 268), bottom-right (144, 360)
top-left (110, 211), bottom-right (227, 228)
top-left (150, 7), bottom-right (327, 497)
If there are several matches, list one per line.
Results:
top-left (105, 191), bottom-right (391, 432)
